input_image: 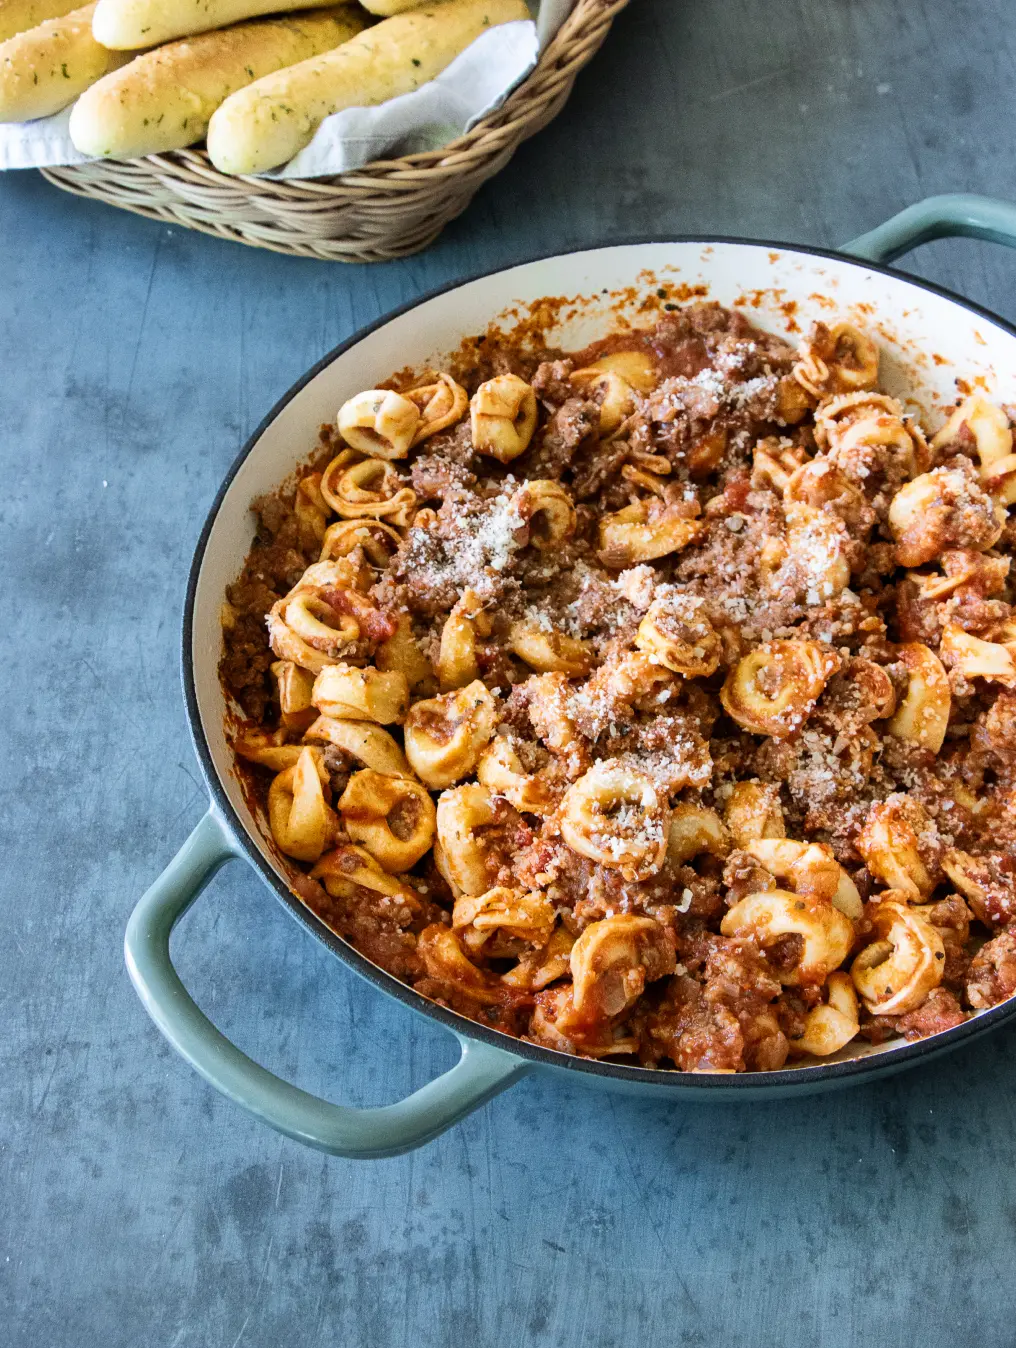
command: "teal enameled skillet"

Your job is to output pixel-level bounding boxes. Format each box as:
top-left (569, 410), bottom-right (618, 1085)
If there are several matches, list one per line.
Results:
top-left (127, 195), bottom-right (1016, 1157)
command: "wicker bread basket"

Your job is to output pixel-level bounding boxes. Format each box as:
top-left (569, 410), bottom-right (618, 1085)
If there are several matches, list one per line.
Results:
top-left (39, 0), bottom-right (628, 261)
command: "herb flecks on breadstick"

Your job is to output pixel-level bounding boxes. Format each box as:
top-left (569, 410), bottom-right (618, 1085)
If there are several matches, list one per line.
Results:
top-left (92, 0), bottom-right (356, 51)
top-left (0, 1), bottom-right (128, 122)
top-left (206, 0), bottom-right (529, 176)
top-left (0, 0), bottom-right (81, 44)
top-left (70, 6), bottom-right (366, 157)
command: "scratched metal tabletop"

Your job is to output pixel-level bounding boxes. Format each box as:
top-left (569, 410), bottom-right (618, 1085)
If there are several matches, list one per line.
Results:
top-left (4, 2), bottom-right (1016, 1343)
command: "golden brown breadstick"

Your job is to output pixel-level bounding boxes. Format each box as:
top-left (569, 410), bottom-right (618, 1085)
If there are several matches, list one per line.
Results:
top-left (69, 7), bottom-right (366, 157)
top-left (0, 0), bottom-right (80, 43)
top-left (358, 0), bottom-right (431, 12)
top-left (91, 0), bottom-right (355, 50)
top-left (0, 2), bottom-right (128, 122)
top-left (207, 0), bottom-right (529, 175)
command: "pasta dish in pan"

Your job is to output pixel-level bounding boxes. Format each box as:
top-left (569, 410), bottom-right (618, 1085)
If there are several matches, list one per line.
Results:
top-left (220, 299), bottom-right (1016, 1072)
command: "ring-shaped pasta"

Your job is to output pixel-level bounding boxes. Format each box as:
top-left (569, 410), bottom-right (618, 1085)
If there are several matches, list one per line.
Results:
top-left (814, 392), bottom-right (928, 475)
top-left (404, 680), bottom-right (498, 788)
top-left (744, 838), bottom-right (862, 920)
top-left (948, 849), bottom-right (1015, 930)
top-left (321, 456), bottom-right (417, 526)
top-left (452, 887), bottom-right (556, 954)
top-left (374, 611), bottom-right (435, 691)
top-left (311, 843), bottom-right (420, 913)
top-left (791, 972), bottom-right (860, 1057)
top-left (304, 714), bottom-right (413, 779)
top-left (311, 663), bottom-right (409, 725)
top-left (296, 557), bottom-right (371, 594)
top-left (476, 735), bottom-right (556, 816)
top-left (757, 535), bottom-right (790, 590)
top-left (635, 594), bottom-right (721, 678)
top-left (337, 769), bottom-right (436, 873)
top-left (271, 659), bottom-right (317, 732)
top-left (784, 457), bottom-right (867, 520)
top-left (500, 925), bottom-right (575, 991)
top-left (598, 500), bottom-right (704, 568)
top-left (559, 761), bottom-right (670, 881)
top-left (529, 985), bottom-right (641, 1058)
top-left (621, 463), bottom-right (670, 497)
top-left (603, 651), bottom-right (678, 708)
top-left (406, 372), bottom-right (469, 446)
top-left (940, 622), bottom-right (1016, 688)
top-left (686, 426), bottom-right (729, 478)
top-left (319, 519), bottom-right (403, 568)
top-left (268, 592), bottom-right (360, 676)
top-left (775, 373), bottom-right (815, 424)
top-left (469, 374), bottom-right (538, 463)
top-left (940, 848), bottom-right (1011, 929)
top-left (294, 472), bottom-right (329, 543)
top-left (267, 747), bottom-right (334, 863)
top-left (850, 901), bottom-right (945, 1015)
top-left (855, 794), bottom-right (935, 900)
top-left (666, 804), bottom-right (731, 866)
top-left (888, 469), bottom-right (1004, 568)
top-left (337, 388), bottom-right (420, 460)
top-left (783, 502), bottom-right (851, 600)
top-left (569, 915), bottom-right (676, 1019)
top-left (719, 888), bottom-right (855, 986)
top-left (626, 451), bottom-right (672, 477)
top-left (437, 590), bottom-right (491, 691)
top-left (720, 640), bottom-right (840, 738)
top-left (234, 729), bottom-right (305, 774)
top-left (724, 781), bottom-right (786, 847)
top-left (511, 478), bottom-right (577, 549)
top-left (570, 367), bottom-right (637, 435)
top-left (281, 592), bottom-right (361, 655)
top-left (838, 409), bottom-right (926, 465)
top-left (931, 394), bottom-right (1013, 469)
top-left (844, 658), bottom-right (897, 722)
top-left (751, 442), bottom-right (802, 495)
top-left (416, 925), bottom-right (506, 1005)
top-left (793, 322), bottom-right (880, 398)
top-left (508, 623), bottom-right (594, 677)
top-left (267, 560), bottom-right (367, 674)
top-left (582, 349), bottom-right (658, 393)
top-left (887, 643), bottom-right (951, 753)
top-left (915, 550), bottom-right (1013, 604)
top-left (435, 783), bottom-right (498, 896)
top-left (979, 452), bottom-right (1016, 506)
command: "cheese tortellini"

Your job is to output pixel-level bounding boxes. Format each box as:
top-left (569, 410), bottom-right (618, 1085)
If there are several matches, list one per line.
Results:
top-left (225, 309), bottom-right (1016, 1076)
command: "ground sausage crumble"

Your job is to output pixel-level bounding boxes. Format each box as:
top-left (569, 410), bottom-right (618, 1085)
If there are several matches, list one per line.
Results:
top-left (219, 302), bottom-right (1016, 1071)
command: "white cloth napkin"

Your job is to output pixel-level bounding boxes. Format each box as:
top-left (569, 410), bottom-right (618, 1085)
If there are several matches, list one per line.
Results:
top-left (0, 0), bottom-right (574, 177)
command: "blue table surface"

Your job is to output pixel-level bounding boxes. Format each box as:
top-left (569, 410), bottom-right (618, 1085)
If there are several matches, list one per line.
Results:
top-left (5, 1), bottom-right (1016, 1343)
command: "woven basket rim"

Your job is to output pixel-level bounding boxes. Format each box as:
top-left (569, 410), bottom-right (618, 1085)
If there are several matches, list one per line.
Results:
top-left (73, 0), bottom-right (628, 189)
top-left (40, 0), bottom-right (629, 260)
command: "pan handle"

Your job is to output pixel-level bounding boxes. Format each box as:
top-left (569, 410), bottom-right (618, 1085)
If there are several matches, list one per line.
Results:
top-left (124, 809), bottom-right (531, 1158)
top-left (844, 193), bottom-right (1016, 264)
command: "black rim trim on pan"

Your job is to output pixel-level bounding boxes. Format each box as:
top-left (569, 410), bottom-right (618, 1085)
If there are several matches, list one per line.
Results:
top-left (181, 233), bottom-right (1016, 1092)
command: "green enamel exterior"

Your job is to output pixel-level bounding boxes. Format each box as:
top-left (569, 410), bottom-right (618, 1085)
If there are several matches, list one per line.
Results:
top-left (843, 193), bottom-right (1016, 262)
top-left (124, 809), bottom-right (531, 1158)
top-left (125, 194), bottom-right (1016, 1158)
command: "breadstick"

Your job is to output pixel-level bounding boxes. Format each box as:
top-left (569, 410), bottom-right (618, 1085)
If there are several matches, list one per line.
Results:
top-left (358, 0), bottom-right (431, 12)
top-left (0, 3), bottom-right (128, 121)
top-left (92, 0), bottom-right (354, 50)
top-left (0, 0), bottom-right (81, 44)
top-left (69, 7), bottom-right (366, 157)
top-left (207, 0), bottom-right (529, 175)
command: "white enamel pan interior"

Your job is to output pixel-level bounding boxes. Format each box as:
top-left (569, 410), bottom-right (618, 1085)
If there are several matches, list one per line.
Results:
top-left (193, 238), bottom-right (1016, 860)
top-left (126, 199), bottom-right (1016, 1156)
